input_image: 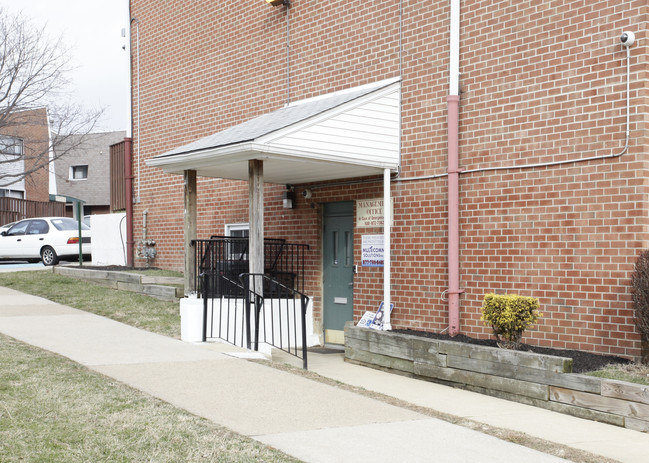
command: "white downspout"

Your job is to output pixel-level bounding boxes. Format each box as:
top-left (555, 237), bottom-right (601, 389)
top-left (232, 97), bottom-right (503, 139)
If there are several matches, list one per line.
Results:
top-left (46, 108), bottom-right (57, 196)
top-left (383, 168), bottom-right (392, 330)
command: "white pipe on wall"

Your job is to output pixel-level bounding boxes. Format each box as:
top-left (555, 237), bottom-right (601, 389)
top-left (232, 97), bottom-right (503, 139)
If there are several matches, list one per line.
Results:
top-left (449, 0), bottom-right (460, 96)
top-left (383, 168), bottom-right (392, 330)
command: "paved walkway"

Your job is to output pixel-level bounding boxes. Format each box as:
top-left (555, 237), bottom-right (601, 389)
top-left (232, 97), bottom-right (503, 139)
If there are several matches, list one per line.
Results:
top-left (1, 286), bottom-right (647, 462)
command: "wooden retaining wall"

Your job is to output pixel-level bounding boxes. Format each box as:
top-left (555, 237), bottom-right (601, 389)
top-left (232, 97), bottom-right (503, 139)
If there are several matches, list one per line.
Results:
top-left (54, 267), bottom-right (183, 301)
top-left (345, 322), bottom-right (649, 433)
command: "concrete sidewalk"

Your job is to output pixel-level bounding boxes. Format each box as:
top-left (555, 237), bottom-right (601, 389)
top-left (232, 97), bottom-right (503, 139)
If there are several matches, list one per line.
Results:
top-left (1, 286), bottom-right (646, 463)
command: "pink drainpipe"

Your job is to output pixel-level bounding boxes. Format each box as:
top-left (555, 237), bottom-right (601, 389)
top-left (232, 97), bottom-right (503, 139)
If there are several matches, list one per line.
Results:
top-left (447, 95), bottom-right (461, 336)
top-left (447, 0), bottom-right (461, 336)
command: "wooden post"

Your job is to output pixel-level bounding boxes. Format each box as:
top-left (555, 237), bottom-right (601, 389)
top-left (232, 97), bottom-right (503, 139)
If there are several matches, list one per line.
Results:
top-left (248, 159), bottom-right (264, 280)
top-left (184, 169), bottom-right (197, 295)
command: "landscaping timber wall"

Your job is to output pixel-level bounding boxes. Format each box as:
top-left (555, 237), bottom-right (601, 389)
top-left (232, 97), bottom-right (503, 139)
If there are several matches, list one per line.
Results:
top-left (345, 323), bottom-right (649, 433)
top-left (53, 267), bottom-right (182, 301)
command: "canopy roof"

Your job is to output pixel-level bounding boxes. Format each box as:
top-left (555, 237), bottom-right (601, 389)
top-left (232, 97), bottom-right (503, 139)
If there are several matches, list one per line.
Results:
top-left (147, 78), bottom-right (401, 184)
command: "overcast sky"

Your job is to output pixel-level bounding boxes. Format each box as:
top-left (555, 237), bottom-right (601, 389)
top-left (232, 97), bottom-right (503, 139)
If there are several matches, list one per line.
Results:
top-left (0, 0), bottom-right (130, 133)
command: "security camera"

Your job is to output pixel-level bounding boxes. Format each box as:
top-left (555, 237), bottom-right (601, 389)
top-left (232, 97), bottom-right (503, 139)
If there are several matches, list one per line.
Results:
top-left (302, 189), bottom-right (312, 199)
top-left (620, 31), bottom-right (635, 47)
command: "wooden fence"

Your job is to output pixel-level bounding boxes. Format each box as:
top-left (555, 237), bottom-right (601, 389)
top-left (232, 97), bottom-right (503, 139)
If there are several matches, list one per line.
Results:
top-left (110, 140), bottom-right (126, 212)
top-left (0, 197), bottom-right (66, 226)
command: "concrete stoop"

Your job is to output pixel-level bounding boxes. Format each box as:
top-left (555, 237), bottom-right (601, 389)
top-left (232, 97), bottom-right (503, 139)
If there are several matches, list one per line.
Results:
top-left (54, 266), bottom-right (183, 301)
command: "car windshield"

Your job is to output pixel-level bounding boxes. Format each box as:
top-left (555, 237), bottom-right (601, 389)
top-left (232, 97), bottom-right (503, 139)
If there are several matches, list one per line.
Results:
top-left (50, 218), bottom-right (90, 231)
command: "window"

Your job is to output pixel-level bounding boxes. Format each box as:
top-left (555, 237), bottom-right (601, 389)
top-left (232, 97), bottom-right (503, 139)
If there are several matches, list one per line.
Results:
top-left (0, 136), bottom-right (23, 156)
top-left (226, 223), bottom-right (249, 259)
top-left (7, 220), bottom-right (28, 236)
top-left (70, 165), bottom-right (88, 180)
top-left (0, 189), bottom-right (24, 199)
top-left (51, 218), bottom-right (90, 231)
top-left (226, 223), bottom-right (249, 238)
top-left (27, 220), bottom-right (49, 235)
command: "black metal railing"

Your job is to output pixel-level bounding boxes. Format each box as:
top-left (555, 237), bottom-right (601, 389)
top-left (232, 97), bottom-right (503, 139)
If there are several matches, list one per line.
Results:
top-left (192, 236), bottom-right (309, 297)
top-left (201, 271), bottom-right (309, 369)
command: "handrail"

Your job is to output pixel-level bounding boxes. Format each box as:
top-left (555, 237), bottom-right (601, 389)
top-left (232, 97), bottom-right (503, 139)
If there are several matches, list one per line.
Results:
top-left (199, 270), bottom-right (309, 370)
top-left (240, 273), bottom-right (309, 370)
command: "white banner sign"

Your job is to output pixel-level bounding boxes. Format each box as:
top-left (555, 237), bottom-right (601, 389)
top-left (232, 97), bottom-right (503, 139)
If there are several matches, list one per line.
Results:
top-left (361, 234), bottom-right (384, 267)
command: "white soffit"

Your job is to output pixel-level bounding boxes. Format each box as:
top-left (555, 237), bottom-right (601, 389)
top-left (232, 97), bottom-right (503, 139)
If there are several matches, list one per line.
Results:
top-left (147, 78), bottom-right (401, 184)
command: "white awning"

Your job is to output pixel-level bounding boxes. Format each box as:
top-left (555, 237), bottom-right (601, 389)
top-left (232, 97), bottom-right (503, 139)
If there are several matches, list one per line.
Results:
top-left (147, 78), bottom-right (401, 184)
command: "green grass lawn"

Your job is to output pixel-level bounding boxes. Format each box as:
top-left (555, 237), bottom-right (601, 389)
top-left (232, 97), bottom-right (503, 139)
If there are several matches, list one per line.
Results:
top-left (0, 270), bottom-right (181, 338)
top-left (0, 333), bottom-right (300, 463)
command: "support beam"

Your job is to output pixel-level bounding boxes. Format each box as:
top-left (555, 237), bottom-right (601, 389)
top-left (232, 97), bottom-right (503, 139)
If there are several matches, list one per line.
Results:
top-left (248, 160), bottom-right (264, 276)
top-left (184, 169), bottom-right (197, 295)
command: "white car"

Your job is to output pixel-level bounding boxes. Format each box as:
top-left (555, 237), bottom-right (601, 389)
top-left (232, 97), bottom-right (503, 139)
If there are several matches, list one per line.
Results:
top-left (0, 217), bottom-right (91, 265)
top-left (0, 221), bottom-right (16, 233)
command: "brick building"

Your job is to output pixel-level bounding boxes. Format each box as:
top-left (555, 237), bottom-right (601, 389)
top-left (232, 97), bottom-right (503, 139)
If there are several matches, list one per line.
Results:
top-left (0, 107), bottom-right (53, 201)
top-left (54, 131), bottom-right (127, 216)
top-left (129, 0), bottom-right (647, 359)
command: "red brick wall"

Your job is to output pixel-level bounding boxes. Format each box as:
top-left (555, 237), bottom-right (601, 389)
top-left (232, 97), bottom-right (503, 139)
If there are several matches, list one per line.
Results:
top-left (130, 0), bottom-right (648, 359)
top-left (3, 108), bottom-right (51, 201)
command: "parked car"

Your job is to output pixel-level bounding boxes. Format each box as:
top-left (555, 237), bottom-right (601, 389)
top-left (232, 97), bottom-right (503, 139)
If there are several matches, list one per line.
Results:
top-left (0, 217), bottom-right (91, 265)
top-left (0, 221), bottom-right (16, 233)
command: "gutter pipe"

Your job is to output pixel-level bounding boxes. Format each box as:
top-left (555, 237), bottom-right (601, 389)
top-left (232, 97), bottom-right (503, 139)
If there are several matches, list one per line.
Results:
top-left (124, 137), bottom-right (134, 266)
top-left (447, 0), bottom-right (462, 336)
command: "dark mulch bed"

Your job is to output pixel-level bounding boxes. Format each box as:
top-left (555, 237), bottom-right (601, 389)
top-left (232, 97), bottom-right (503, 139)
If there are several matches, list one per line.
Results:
top-left (393, 329), bottom-right (630, 373)
top-left (66, 265), bottom-right (162, 272)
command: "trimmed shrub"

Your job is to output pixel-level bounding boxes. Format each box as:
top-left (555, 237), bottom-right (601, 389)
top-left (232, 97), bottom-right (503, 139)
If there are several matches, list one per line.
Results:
top-left (631, 250), bottom-right (649, 364)
top-left (481, 293), bottom-right (541, 349)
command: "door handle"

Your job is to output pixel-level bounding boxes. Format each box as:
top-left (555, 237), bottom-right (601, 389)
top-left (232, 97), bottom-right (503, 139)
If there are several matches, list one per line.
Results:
top-left (348, 282), bottom-right (353, 287)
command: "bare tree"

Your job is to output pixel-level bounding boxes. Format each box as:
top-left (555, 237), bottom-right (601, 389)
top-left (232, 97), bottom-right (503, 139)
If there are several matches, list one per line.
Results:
top-left (0, 7), bottom-right (103, 189)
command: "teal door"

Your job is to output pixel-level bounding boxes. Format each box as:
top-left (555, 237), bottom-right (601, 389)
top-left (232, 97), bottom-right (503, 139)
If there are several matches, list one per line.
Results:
top-left (323, 202), bottom-right (354, 344)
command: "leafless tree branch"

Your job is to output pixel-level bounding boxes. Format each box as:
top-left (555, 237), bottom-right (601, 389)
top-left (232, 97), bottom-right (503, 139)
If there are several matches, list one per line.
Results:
top-left (0, 8), bottom-right (104, 189)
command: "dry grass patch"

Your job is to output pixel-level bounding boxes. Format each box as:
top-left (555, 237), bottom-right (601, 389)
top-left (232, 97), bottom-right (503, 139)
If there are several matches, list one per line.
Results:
top-left (0, 270), bottom-right (181, 338)
top-left (587, 363), bottom-right (649, 385)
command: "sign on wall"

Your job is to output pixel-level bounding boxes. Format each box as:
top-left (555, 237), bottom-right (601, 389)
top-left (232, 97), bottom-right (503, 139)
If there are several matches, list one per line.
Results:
top-left (361, 234), bottom-right (384, 267)
top-left (356, 198), bottom-right (393, 228)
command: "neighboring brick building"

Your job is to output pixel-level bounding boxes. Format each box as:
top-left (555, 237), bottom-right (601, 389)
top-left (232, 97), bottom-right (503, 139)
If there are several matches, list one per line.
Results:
top-left (54, 131), bottom-right (127, 216)
top-left (0, 107), bottom-right (53, 201)
top-left (129, 0), bottom-right (647, 359)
